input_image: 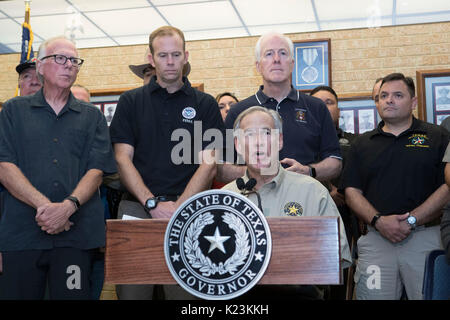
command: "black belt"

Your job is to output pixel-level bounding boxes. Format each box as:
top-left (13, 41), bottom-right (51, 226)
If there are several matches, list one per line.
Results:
top-left (122, 192), bottom-right (179, 203)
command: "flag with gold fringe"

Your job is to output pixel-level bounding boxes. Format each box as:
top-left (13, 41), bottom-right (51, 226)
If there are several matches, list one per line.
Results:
top-left (20, 1), bottom-right (34, 63)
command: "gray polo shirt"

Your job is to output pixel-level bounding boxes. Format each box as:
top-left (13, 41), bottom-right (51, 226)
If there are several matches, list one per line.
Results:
top-left (0, 89), bottom-right (116, 251)
top-left (222, 165), bottom-right (352, 268)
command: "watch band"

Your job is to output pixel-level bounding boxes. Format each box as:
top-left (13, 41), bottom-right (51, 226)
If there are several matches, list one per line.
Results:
top-left (308, 165), bottom-right (316, 178)
top-left (65, 196), bottom-right (81, 210)
top-left (370, 214), bottom-right (381, 230)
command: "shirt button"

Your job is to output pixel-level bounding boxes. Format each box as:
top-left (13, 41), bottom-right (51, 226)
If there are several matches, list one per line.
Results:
top-left (53, 159), bottom-right (58, 164)
top-left (53, 138), bottom-right (58, 142)
top-left (53, 182), bottom-right (59, 187)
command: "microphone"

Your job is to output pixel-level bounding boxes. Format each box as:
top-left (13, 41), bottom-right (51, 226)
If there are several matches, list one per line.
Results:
top-left (236, 178), bottom-right (256, 191)
top-left (245, 178), bottom-right (256, 190)
top-left (235, 177), bottom-right (262, 212)
top-left (236, 178), bottom-right (246, 190)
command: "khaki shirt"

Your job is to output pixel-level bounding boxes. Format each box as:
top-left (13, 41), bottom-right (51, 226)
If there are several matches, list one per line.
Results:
top-left (222, 165), bottom-right (352, 268)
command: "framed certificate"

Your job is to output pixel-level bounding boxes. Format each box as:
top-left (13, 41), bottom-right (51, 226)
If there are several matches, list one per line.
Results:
top-left (292, 39), bottom-right (331, 92)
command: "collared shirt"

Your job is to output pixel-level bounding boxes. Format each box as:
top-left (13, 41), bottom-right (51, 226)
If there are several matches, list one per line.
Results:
top-left (222, 165), bottom-right (352, 268)
top-left (224, 86), bottom-right (342, 165)
top-left (0, 89), bottom-right (117, 251)
top-left (110, 76), bottom-right (225, 196)
top-left (341, 117), bottom-right (449, 216)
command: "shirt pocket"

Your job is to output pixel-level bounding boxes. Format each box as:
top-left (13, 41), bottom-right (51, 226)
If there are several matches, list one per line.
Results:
top-left (61, 128), bottom-right (89, 158)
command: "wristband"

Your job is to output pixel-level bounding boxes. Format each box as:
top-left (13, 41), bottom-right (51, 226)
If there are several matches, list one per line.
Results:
top-left (65, 196), bottom-right (81, 211)
top-left (370, 214), bottom-right (381, 230)
top-left (308, 165), bottom-right (316, 178)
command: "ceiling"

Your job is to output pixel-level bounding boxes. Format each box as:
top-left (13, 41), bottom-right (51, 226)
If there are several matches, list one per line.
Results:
top-left (0, 0), bottom-right (449, 54)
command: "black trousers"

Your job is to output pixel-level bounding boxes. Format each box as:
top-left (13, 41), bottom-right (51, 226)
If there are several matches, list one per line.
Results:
top-left (0, 247), bottom-right (93, 300)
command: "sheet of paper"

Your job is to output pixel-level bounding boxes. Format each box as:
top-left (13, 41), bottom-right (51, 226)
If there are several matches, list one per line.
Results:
top-left (122, 214), bottom-right (143, 220)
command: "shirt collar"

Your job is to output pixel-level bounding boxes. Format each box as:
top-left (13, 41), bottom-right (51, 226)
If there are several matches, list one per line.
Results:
top-left (255, 85), bottom-right (299, 104)
top-left (369, 116), bottom-right (425, 139)
top-left (244, 163), bottom-right (285, 190)
top-left (148, 76), bottom-right (192, 95)
top-left (31, 88), bottom-right (81, 113)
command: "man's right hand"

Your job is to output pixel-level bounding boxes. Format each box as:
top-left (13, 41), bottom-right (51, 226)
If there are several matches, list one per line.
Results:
top-left (375, 213), bottom-right (411, 243)
top-left (148, 201), bottom-right (177, 219)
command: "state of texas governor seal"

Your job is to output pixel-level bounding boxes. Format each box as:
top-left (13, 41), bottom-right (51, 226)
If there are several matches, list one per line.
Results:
top-left (164, 189), bottom-right (272, 300)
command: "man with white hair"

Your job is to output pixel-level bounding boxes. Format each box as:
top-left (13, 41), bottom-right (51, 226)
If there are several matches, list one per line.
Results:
top-left (221, 32), bottom-right (342, 182)
top-left (223, 106), bottom-right (351, 299)
top-left (0, 36), bottom-right (116, 299)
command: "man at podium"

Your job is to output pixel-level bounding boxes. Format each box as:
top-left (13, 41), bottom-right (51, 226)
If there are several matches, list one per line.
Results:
top-left (222, 106), bottom-right (351, 299)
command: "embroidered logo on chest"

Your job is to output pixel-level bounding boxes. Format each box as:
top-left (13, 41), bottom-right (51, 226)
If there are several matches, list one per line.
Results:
top-left (182, 107), bottom-right (196, 124)
top-left (283, 202), bottom-right (303, 216)
top-left (406, 134), bottom-right (429, 148)
top-left (295, 109), bottom-right (307, 123)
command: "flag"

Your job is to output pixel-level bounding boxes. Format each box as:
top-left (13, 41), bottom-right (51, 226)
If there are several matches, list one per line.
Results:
top-left (20, 2), bottom-right (34, 63)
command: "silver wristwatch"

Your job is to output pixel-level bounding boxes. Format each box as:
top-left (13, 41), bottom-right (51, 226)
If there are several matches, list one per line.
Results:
top-left (406, 213), bottom-right (417, 230)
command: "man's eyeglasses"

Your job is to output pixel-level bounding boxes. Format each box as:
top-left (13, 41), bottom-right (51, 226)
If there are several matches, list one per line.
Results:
top-left (40, 54), bottom-right (84, 67)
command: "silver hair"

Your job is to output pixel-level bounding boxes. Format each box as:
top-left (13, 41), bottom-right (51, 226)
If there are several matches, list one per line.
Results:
top-left (233, 106), bottom-right (283, 134)
top-left (36, 36), bottom-right (77, 84)
top-left (254, 31), bottom-right (294, 62)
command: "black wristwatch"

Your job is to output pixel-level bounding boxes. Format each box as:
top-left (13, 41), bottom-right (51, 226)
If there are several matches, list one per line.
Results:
top-left (65, 196), bottom-right (81, 211)
top-left (308, 165), bottom-right (316, 178)
top-left (370, 213), bottom-right (381, 230)
top-left (144, 197), bottom-right (159, 212)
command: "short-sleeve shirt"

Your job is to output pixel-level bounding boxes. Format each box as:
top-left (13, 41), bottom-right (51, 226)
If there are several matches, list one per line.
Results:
top-left (224, 86), bottom-right (342, 165)
top-left (341, 117), bottom-right (449, 216)
top-left (109, 77), bottom-right (225, 196)
top-left (442, 141), bottom-right (450, 162)
top-left (0, 89), bottom-right (117, 251)
top-left (222, 165), bottom-right (352, 268)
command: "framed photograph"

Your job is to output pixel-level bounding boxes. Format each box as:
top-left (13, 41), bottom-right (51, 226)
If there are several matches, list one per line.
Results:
top-left (337, 95), bottom-right (379, 134)
top-left (90, 90), bottom-right (123, 127)
top-left (292, 39), bottom-right (331, 92)
top-left (104, 103), bottom-right (118, 126)
top-left (416, 69), bottom-right (450, 124)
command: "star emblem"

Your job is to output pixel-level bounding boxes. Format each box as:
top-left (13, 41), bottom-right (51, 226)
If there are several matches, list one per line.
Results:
top-left (204, 227), bottom-right (230, 254)
top-left (288, 205), bottom-right (299, 215)
top-left (284, 202), bottom-right (303, 216)
top-left (171, 252), bottom-right (180, 262)
top-left (254, 251), bottom-right (264, 262)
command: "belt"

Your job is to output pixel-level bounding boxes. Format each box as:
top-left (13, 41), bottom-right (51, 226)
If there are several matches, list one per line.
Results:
top-left (122, 192), bottom-right (179, 203)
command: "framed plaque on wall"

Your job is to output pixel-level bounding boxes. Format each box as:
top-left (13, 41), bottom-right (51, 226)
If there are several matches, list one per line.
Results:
top-left (292, 39), bottom-right (331, 92)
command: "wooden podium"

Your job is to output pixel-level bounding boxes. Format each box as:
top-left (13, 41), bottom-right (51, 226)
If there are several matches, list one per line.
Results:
top-left (105, 216), bottom-right (341, 285)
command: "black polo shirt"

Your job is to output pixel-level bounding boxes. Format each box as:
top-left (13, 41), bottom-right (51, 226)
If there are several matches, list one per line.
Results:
top-left (341, 117), bottom-right (449, 216)
top-left (224, 86), bottom-right (341, 165)
top-left (110, 77), bottom-right (224, 196)
top-left (0, 89), bottom-right (117, 251)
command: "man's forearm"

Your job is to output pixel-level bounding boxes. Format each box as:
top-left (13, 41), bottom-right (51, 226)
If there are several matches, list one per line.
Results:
top-left (0, 162), bottom-right (49, 208)
top-left (116, 157), bottom-right (152, 205)
top-left (177, 156), bottom-right (217, 206)
top-left (216, 163), bottom-right (246, 184)
top-left (70, 169), bottom-right (104, 206)
top-left (345, 187), bottom-right (379, 224)
top-left (311, 157), bottom-right (342, 181)
top-left (410, 184), bottom-right (450, 226)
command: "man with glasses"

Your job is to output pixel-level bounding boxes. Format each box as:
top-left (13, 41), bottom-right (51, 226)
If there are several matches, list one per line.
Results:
top-left (0, 36), bottom-right (116, 299)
